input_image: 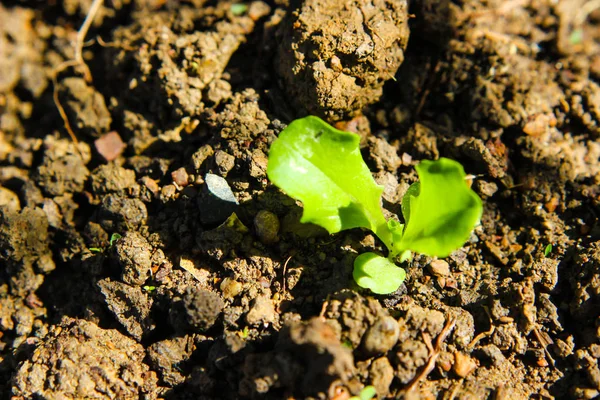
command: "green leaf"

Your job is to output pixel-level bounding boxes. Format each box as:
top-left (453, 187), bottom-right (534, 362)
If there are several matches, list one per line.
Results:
top-left (267, 116), bottom-right (388, 240)
top-left (359, 386), bottom-right (377, 400)
top-left (109, 232), bottom-right (122, 247)
top-left (395, 158), bottom-right (482, 257)
top-left (544, 243), bottom-right (553, 257)
top-left (353, 252), bottom-right (406, 294)
top-left (230, 3), bottom-right (248, 15)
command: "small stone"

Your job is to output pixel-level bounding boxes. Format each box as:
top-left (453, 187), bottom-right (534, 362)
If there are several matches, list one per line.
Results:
top-left (428, 260), bottom-right (451, 277)
top-left (220, 277), bottom-right (243, 299)
top-left (246, 295), bottom-right (277, 326)
top-left (214, 150), bottom-right (235, 176)
top-left (362, 316), bottom-right (400, 356)
top-left (42, 199), bottom-right (62, 228)
top-left (171, 167), bottom-right (189, 187)
top-left (474, 180), bottom-right (498, 198)
top-left (254, 210), bottom-right (280, 244)
top-left (453, 351), bottom-right (477, 378)
top-left (198, 174), bottom-right (238, 225)
top-left (0, 187), bottom-right (21, 212)
top-left (191, 145), bottom-right (214, 171)
top-left (141, 176), bottom-right (160, 195)
top-left (161, 184), bottom-right (177, 201)
top-left (94, 131), bottom-right (126, 161)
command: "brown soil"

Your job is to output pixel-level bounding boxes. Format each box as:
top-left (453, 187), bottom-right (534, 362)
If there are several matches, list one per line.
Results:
top-left (1, 0), bottom-right (599, 399)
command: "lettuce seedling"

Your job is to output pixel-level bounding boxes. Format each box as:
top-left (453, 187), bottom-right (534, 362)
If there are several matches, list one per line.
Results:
top-left (267, 116), bottom-right (482, 294)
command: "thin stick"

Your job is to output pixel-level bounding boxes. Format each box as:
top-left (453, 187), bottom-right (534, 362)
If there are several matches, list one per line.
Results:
top-left (52, 68), bottom-right (81, 149)
top-left (51, 0), bottom-right (104, 158)
top-left (281, 255), bottom-right (292, 294)
top-left (404, 317), bottom-right (456, 393)
top-left (74, 0), bottom-right (104, 82)
top-left (533, 327), bottom-right (556, 368)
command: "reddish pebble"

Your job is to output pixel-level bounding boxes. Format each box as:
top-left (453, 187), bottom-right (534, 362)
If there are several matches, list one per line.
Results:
top-left (94, 131), bottom-right (126, 161)
top-left (171, 167), bottom-right (189, 187)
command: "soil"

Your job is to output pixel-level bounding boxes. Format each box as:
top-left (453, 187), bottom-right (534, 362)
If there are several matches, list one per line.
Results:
top-left (0, 0), bottom-right (599, 399)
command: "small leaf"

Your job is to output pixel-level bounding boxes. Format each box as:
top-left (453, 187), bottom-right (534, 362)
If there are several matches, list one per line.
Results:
top-left (109, 232), bottom-right (122, 247)
top-left (359, 386), bottom-right (377, 400)
top-left (544, 244), bottom-right (553, 257)
top-left (353, 252), bottom-right (406, 295)
top-left (230, 3), bottom-right (248, 15)
top-left (267, 116), bottom-right (388, 238)
top-left (396, 158), bottom-right (482, 257)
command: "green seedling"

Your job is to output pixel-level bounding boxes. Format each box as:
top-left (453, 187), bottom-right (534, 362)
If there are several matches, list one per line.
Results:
top-left (88, 232), bottom-right (123, 254)
top-left (544, 243), bottom-right (553, 257)
top-left (350, 386), bottom-right (377, 400)
top-left (267, 116), bottom-right (482, 294)
top-left (230, 3), bottom-right (248, 15)
top-left (109, 232), bottom-right (122, 247)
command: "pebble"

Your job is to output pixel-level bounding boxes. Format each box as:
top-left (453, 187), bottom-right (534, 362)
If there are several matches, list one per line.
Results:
top-left (198, 173), bottom-right (238, 225)
top-left (220, 277), bottom-right (243, 299)
top-left (191, 145), bottom-right (214, 171)
top-left (214, 150), bottom-right (235, 176)
top-left (362, 316), bottom-right (400, 356)
top-left (0, 187), bottom-right (21, 212)
top-left (453, 351), bottom-right (478, 378)
top-left (428, 260), bottom-right (451, 277)
top-left (246, 295), bottom-right (277, 326)
top-left (254, 210), bottom-right (280, 244)
top-left (171, 167), bottom-right (189, 187)
top-left (94, 131), bottom-right (126, 161)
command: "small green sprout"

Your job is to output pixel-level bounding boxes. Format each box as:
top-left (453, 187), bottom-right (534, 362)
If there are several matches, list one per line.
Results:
top-left (230, 3), bottom-right (248, 16)
top-left (109, 232), bottom-right (122, 247)
top-left (89, 232), bottom-right (122, 253)
top-left (237, 326), bottom-right (250, 339)
top-left (267, 116), bottom-right (482, 294)
top-left (143, 285), bottom-right (156, 292)
top-left (544, 243), bottom-right (553, 257)
top-left (349, 386), bottom-right (377, 400)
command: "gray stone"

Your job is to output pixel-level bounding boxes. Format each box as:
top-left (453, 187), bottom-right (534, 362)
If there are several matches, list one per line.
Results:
top-left (198, 173), bottom-right (238, 225)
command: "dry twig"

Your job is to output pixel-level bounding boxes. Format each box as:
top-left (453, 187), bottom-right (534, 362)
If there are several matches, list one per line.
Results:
top-left (51, 0), bottom-right (104, 156)
top-left (403, 317), bottom-right (457, 394)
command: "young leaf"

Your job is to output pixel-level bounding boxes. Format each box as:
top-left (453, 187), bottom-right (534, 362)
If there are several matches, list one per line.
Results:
top-left (267, 116), bottom-right (389, 242)
top-left (353, 252), bottom-right (406, 294)
top-left (395, 158), bottom-right (482, 257)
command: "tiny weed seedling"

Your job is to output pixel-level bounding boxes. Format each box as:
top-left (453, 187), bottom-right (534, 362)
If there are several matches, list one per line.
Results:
top-left (544, 243), bottom-right (553, 257)
top-left (267, 116), bottom-right (483, 294)
top-left (88, 232), bottom-right (122, 253)
top-left (350, 386), bottom-right (377, 400)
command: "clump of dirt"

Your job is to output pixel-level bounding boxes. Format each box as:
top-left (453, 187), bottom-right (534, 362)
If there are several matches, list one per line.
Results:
top-left (275, 0), bottom-right (410, 121)
top-left (12, 317), bottom-right (158, 399)
top-left (103, 1), bottom-right (271, 153)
